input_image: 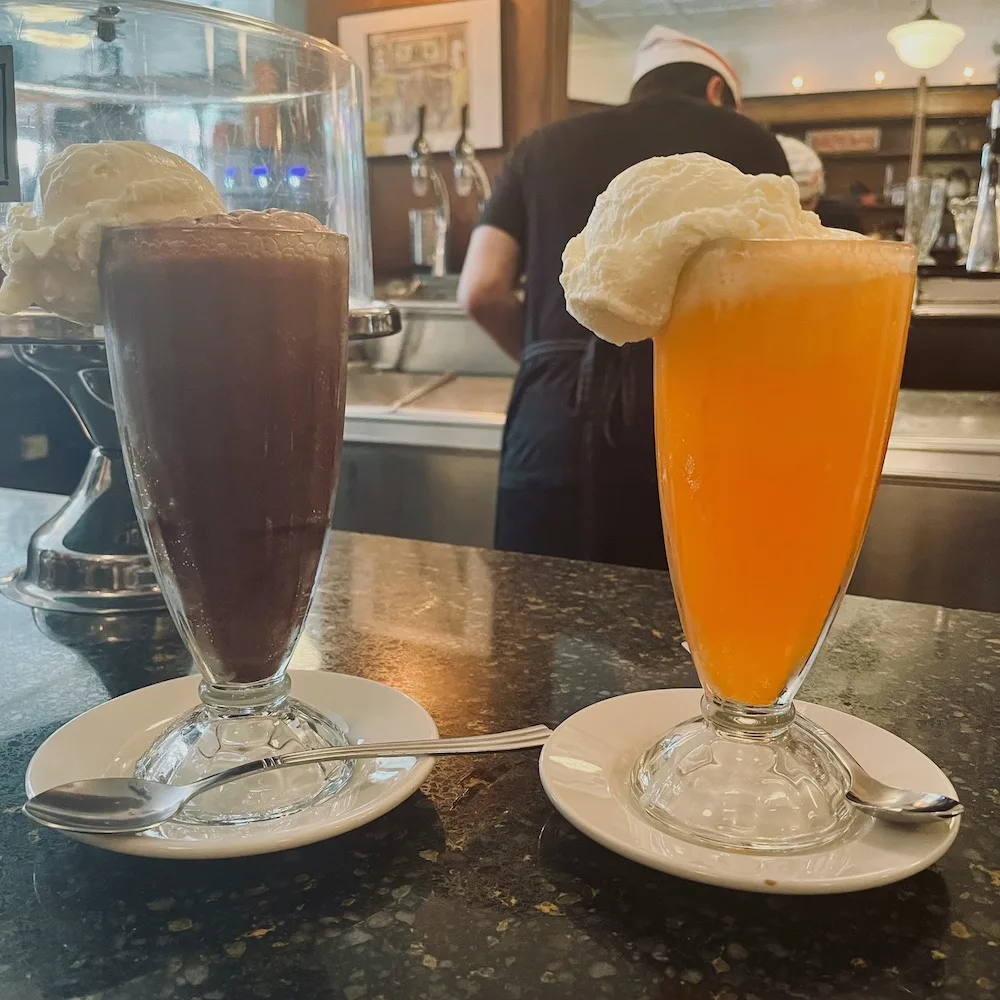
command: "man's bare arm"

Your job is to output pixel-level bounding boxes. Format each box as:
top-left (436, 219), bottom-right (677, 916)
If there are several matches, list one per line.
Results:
top-left (458, 225), bottom-right (524, 361)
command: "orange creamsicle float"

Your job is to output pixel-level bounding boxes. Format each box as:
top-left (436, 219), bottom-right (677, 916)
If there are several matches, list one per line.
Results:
top-left (560, 152), bottom-right (916, 853)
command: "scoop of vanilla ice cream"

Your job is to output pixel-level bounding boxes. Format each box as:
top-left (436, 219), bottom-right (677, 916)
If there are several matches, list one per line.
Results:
top-left (561, 152), bottom-right (858, 346)
top-left (0, 141), bottom-right (224, 325)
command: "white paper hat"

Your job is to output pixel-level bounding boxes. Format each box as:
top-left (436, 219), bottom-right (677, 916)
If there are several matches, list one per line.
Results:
top-left (632, 26), bottom-right (742, 105)
top-left (776, 134), bottom-right (826, 203)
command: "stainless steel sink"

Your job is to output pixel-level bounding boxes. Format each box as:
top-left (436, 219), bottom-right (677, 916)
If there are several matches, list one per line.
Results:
top-left (364, 277), bottom-right (517, 377)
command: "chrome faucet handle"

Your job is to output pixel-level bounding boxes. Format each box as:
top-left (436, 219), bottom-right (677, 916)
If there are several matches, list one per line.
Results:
top-left (451, 105), bottom-right (473, 160)
top-left (406, 105), bottom-right (451, 277)
top-left (450, 104), bottom-right (492, 211)
top-left (408, 105), bottom-right (430, 160)
top-left (451, 104), bottom-right (475, 197)
top-left (408, 106), bottom-right (433, 197)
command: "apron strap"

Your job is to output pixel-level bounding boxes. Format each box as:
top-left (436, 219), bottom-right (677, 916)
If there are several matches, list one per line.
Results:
top-left (520, 338), bottom-right (638, 438)
top-left (517, 338), bottom-right (642, 561)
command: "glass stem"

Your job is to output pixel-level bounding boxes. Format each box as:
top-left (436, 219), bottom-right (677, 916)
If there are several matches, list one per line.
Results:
top-left (199, 673), bottom-right (291, 715)
top-left (701, 694), bottom-right (796, 739)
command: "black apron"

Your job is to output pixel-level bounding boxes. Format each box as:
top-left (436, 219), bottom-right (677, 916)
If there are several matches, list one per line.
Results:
top-left (495, 337), bottom-right (667, 570)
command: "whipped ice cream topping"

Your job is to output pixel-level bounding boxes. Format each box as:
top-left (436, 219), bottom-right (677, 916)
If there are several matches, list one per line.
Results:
top-left (108, 209), bottom-right (344, 268)
top-left (171, 208), bottom-right (331, 232)
top-left (0, 141), bottom-right (224, 325)
top-left (561, 152), bottom-right (859, 346)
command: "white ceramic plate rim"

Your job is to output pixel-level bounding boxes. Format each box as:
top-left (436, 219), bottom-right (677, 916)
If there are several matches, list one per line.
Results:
top-left (539, 688), bottom-right (961, 895)
top-left (25, 670), bottom-right (438, 859)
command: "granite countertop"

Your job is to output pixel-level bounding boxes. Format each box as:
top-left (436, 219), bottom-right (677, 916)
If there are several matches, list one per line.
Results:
top-left (1, 488), bottom-right (998, 1000)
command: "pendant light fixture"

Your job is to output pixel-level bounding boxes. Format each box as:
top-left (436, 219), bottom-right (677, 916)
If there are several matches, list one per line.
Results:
top-left (887, 2), bottom-right (965, 69)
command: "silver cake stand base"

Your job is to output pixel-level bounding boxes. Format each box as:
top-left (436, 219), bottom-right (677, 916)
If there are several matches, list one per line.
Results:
top-left (1, 336), bottom-right (163, 613)
top-left (1, 306), bottom-right (400, 615)
top-left (0, 445), bottom-right (164, 613)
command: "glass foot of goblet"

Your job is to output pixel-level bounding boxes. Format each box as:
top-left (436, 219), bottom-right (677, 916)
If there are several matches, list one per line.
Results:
top-left (134, 675), bottom-right (353, 825)
top-left (631, 698), bottom-right (855, 854)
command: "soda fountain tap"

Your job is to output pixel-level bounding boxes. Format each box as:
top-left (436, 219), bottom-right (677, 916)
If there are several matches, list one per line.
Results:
top-left (407, 105), bottom-right (450, 278)
top-left (966, 84), bottom-right (1000, 272)
top-left (450, 104), bottom-right (492, 214)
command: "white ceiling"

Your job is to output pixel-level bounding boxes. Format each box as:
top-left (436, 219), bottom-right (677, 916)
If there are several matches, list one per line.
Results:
top-left (572, 0), bottom-right (995, 41)
top-left (569, 0), bottom-right (1000, 101)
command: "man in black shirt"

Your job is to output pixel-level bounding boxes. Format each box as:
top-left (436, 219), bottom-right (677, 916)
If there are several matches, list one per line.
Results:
top-left (458, 27), bottom-right (790, 571)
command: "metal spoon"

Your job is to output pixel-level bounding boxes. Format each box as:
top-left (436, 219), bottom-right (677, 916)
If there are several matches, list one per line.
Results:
top-left (796, 714), bottom-right (963, 825)
top-left (23, 725), bottom-right (552, 835)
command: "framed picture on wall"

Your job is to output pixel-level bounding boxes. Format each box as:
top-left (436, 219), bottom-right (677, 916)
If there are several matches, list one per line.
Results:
top-left (337, 0), bottom-right (502, 158)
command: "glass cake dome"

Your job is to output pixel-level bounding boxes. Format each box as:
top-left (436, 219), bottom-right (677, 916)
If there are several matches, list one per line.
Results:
top-left (0, 0), bottom-right (388, 333)
top-left (0, 0), bottom-right (395, 616)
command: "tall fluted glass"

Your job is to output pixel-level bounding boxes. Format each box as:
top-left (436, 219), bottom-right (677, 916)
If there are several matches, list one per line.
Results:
top-left (632, 238), bottom-right (917, 853)
top-left (100, 224), bottom-right (353, 825)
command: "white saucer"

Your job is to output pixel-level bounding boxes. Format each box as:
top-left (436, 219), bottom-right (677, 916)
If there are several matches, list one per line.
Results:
top-left (539, 689), bottom-right (961, 895)
top-left (25, 670), bottom-right (438, 859)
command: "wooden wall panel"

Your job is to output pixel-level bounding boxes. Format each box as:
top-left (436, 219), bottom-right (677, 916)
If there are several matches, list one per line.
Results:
top-left (744, 85), bottom-right (994, 127)
top-left (569, 86), bottom-right (995, 129)
top-left (307, 0), bottom-right (569, 275)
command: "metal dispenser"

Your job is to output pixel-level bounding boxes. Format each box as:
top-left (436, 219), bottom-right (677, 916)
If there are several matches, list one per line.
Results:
top-left (407, 106), bottom-right (451, 278)
top-left (451, 104), bottom-right (492, 214)
top-left (966, 83), bottom-right (1000, 273)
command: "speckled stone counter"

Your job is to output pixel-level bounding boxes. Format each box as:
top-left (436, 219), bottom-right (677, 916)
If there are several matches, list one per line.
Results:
top-left (1, 487), bottom-right (998, 1000)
